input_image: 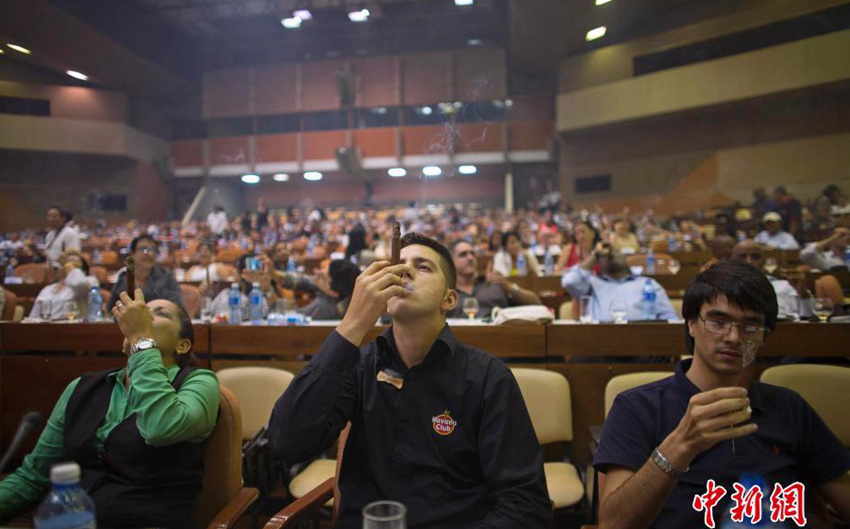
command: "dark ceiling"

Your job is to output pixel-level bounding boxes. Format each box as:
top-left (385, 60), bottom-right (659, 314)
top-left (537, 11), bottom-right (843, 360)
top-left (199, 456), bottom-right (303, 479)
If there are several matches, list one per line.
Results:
top-left (0, 0), bottom-right (778, 107)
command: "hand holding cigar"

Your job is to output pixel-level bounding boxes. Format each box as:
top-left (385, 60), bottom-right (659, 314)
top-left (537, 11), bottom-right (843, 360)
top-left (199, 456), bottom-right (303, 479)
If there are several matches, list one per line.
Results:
top-left (391, 221), bottom-right (401, 265)
top-left (125, 256), bottom-right (135, 294)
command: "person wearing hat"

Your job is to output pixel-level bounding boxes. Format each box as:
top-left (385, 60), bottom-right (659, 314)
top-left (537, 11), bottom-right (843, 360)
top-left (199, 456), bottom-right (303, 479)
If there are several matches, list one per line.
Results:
top-left (754, 212), bottom-right (799, 250)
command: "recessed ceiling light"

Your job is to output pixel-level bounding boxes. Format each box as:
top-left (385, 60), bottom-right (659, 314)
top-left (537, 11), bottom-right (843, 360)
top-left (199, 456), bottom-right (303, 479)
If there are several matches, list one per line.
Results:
top-left (372, 107), bottom-right (388, 115)
top-left (241, 174), bottom-right (261, 184)
top-left (467, 38), bottom-right (483, 46)
top-left (0, 49), bottom-right (4, 54)
top-left (458, 165), bottom-right (477, 175)
top-left (272, 173), bottom-right (290, 182)
top-left (422, 166), bottom-right (442, 177)
top-left (418, 106), bottom-right (433, 116)
top-left (281, 16), bottom-right (302, 28)
top-left (388, 168), bottom-right (407, 178)
top-left (455, 0), bottom-right (474, 5)
top-left (66, 70), bottom-right (88, 81)
top-left (7, 44), bottom-right (31, 55)
top-left (293, 9), bottom-right (312, 20)
top-left (595, 0), bottom-right (613, 4)
top-left (586, 26), bottom-right (607, 41)
top-left (348, 8), bottom-right (370, 22)
top-left (304, 171), bottom-right (323, 181)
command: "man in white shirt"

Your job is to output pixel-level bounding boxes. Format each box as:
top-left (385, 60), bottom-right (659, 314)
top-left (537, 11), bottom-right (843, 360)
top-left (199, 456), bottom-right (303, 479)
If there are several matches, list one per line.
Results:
top-left (732, 239), bottom-right (812, 318)
top-left (43, 206), bottom-right (81, 269)
top-left (30, 251), bottom-right (99, 320)
top-left (754, 212), bottom-right (799, 250)
top-left (800, 227), bottom-right (849, 271)
top-left (206, 205), bottom-right (229, 236)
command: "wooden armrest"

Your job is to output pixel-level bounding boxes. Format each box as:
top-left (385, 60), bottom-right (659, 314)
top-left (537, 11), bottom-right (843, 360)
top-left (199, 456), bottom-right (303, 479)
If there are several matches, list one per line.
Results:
top-left (263, 477), bottom-right (335, 529)
top-left (581, 526), bottom-right (598, 529)
top-left (206, 487), bottom-right (260, 529)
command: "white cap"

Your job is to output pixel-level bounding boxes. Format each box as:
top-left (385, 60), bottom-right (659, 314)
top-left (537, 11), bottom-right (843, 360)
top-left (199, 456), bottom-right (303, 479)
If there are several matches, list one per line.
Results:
top-left (253, 282), bottom-right (260, 288)
top-left (50, 462), bottom-right (81, 484)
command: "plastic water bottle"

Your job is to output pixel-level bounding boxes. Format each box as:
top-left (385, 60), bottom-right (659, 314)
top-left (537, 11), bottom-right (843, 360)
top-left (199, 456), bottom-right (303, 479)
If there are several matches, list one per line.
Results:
top-left (844, 246), bottom-right (850, 269)
top-left (667, 235), bottom-right (677, 253)
top-left (87, 288), bottom-right (102, 322)
top-left (543, 252), bottom-right (554, 276)
top-left (228, 283), bottom-right (242, 325)
top-left (517, 253), bottom-right (527, 276)
top-left (287, 256), bottom-right (297, 273)
top-left (92, 250), bottom-right (101, 264)
top-left (642, 279), bottom-right (657, 320)
top-left (249, 282), bottom-right (263, 324)
top-left (5, 261), bottom-right (15, 282)
top-left (33, 462), bottom-right (96, 529)
top-left (646, 248), bottom-right (656, 275)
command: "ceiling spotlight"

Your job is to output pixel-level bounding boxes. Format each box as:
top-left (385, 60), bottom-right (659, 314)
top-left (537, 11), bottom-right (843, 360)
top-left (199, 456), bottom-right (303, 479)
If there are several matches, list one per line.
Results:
top-left (388, 168), bottom-right (407, 178)
top-left (595, 0), bottom-right (613, 4)
top-left (7, 44), bottom-right (31, 55)
top-left (418, 106), bottom-right (433, 116)
top-left (241, 174), bottom-right (261, 184)
top-left (66, 70), bottom-right (88, 81)
top-left (422, 166), bottom-right (442, 177)
top-left (467, 38), bottom-right (483, 46)
top-left (272, 173), bottom-right (290, 182)
top-left (348, 8), bottom-right (370, 22)
top-left (293, 9), bottom-right (312, 20)
top-left (586, 26), bottom-right (607, 41)
top-left (372, 107), bottom-right (388, 114)
top-left (458, 165), bottom-right (477, 175)
top-left (455, 0), bottom-right (474, 5)
top-left (303, 171), bottom-right (323, 181)
top-left (281, 16), bottom-right (302, 28)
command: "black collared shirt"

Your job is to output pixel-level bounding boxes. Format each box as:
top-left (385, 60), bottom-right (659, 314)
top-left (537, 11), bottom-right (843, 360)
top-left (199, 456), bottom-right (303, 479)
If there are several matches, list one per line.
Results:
top-left (270, 325), bottom-right (551, 529)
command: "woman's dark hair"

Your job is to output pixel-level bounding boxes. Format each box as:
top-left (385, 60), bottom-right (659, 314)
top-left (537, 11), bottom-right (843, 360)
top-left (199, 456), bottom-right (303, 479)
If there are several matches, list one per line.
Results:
top-left (681, 260), bottom-right (778, 354)
top-left (329, 259), bottom-right (360, 300)
top-left (175, 303), bottom-right (200, 368)
top-left (488, 230), bottom-right (503, 252)
top-left (501, 231), bottom-right (521, 249)
top-left (345, 224), bottom-right (368, 260)
top-left (573, 220), bottom-right (601, 246)
top-left (400, 232), bottom-right (457, 290)
top-left (196, 241), bottom-right (216, 254)
top-left (130, 234), bottom-right (158, 253)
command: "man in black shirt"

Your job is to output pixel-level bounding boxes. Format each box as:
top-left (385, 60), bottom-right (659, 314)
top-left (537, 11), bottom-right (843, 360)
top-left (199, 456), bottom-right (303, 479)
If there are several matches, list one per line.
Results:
top-left (269, 232), bottom-right (551, 528)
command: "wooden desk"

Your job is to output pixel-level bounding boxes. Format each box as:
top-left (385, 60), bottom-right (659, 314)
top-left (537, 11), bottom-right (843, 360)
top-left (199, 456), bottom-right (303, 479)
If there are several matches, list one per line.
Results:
top-left (209, 323), bottom-right (546, 359)
top-left (546, 321), bottom-right (850, 357)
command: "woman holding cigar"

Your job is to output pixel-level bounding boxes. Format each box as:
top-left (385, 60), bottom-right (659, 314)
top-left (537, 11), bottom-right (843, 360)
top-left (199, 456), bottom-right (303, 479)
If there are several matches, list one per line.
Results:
top-left (107, 235), bottom-right (183, 312)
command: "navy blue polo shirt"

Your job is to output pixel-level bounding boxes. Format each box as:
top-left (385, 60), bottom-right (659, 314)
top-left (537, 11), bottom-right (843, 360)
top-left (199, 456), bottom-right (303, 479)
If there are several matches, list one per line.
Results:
top-left (595, 360), bottom-right (850, 529)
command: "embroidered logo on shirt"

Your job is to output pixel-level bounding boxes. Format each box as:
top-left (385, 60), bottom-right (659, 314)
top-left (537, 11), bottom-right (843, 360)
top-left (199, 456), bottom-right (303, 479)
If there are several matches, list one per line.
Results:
top-left (432, 410), bottom-right (457, 436)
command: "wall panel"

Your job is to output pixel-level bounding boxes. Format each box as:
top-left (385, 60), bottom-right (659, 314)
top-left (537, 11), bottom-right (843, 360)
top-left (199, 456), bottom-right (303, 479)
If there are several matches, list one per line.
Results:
top-left (300, 60), bottom-right (345, 111)
top-left (453, 50), bottom-right (506, 101)
top-left (253, 63), bottom-right (298, 115)
top-left (402, 52), bottom-right (452, 104)
top-left (302, 130), bottom-right (346, 160)
top-left (171, 139), bottom-right (203, 167)
top-left (353, 56), bottom-right (398, 108)
top-left (255, 134), bottom-right (299, 163)
top-left (353, 128), bottom-right (397, 158)
top-left (204, 68), bottom-right (250, 118)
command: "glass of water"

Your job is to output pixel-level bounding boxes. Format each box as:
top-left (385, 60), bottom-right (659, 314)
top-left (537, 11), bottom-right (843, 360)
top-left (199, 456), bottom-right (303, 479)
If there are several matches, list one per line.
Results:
top-left (363, 500), bottom-right (406, 529)
top-left (65, 301), bottom-right (79, 322)
top-left (579, 295), bottom-right (593, 323)
top-left (37, 299), bottom-right (52, 321)
top-left (200, 296), bottom-right (212, 321)
top-left (609, 299), bottom-right (628, 324)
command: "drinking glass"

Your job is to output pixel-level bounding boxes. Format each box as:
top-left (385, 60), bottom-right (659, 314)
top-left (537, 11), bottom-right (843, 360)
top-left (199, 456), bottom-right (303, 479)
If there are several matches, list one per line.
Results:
top-left (764, 257), bottom-right (778, 275)
top-left (667, 259), bottom-right (681, 275)
top-left (65, 301), bottom-right (79, 322)
top-left (200, 296), bottom-right (212, 321)
top-left (609, 299), bottom-right (628, 324)
top-left (37, 299), bottom-right (52, 321)
top-left (812, 298), bottom-right (834, 322)
top-left (363, 500), bottom-right (406, 529)
top-left (579, 295), bottom-right (593, 324)
top-left (462, 298), bottom-right (479, 320)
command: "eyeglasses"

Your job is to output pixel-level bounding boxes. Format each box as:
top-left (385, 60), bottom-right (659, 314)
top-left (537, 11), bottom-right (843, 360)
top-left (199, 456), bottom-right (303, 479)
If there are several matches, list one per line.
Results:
top-left (136, 247), bottom-right (156, 255)
top-left (699, 315), bottom-right (766, 338)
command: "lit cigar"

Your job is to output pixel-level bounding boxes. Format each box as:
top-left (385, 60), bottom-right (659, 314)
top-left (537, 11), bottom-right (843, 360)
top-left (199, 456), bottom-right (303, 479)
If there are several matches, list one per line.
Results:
top-left (391, 222), bottom-right (401, 265)
top-left (125, 257), bottom-right (135, 294)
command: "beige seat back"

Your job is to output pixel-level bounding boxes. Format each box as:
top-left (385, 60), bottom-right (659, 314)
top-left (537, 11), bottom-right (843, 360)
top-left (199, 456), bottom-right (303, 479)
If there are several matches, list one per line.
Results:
top-left (760, 364), bottom-right (850, 446)
top-left (217, 367), bottom-right (295, 440)
top-left (605, 372), bottom-right (672, 417)
top-left (511, 368), bottom-right (572, 444)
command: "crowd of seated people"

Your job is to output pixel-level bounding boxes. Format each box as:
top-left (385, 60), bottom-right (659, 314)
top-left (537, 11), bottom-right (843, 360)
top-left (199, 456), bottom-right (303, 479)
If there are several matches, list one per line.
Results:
top-left (0, 184), bottom-right (847, 324)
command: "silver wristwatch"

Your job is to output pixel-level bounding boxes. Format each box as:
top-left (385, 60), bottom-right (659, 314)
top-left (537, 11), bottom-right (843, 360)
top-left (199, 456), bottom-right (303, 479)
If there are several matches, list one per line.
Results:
top-left (652, 448), bottom-right (688, 479)
top-left (130, 338), bottom-right (158, 354)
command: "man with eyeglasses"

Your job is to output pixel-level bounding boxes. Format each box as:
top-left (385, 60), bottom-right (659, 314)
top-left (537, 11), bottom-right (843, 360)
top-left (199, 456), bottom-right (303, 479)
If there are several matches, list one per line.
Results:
top-left (593, 260), bottom-right (850, 529)
top-left (446, 239), bottom-right (541, 319)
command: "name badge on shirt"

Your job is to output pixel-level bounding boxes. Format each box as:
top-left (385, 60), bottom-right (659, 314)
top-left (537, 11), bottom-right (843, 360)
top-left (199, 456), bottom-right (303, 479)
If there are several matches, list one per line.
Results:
top-left (377, 370), bottom-right (404, 390)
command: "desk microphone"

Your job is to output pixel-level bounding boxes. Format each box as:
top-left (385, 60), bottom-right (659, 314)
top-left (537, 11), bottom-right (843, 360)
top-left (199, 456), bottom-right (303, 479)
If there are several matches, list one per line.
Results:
top-left (0, 412), bottom-right (44, 473)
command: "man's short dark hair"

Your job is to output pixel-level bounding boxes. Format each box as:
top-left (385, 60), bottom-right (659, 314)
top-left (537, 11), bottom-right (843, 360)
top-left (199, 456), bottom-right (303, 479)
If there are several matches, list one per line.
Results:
top-left (130, 234), bottom-right (157, 253)
top-left (682, 260), bottom-right (778, 354)
top-left (448, 238), bottom-right (473, 257)
top-left (329, 259), bottom-right (360, 299)
top-left (501, 231), bottom-right (520, 248)
top-left (400, 232), bottom-right (457, 290)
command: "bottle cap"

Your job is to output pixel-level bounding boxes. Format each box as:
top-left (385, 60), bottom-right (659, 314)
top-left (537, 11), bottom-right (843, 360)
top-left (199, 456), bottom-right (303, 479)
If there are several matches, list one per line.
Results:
top-left (231, 282), bottom-right (239, 288)
top-left (253, 282), bottom-right (260, 288)
top-left (50, 462), bottom-right (81, 484)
